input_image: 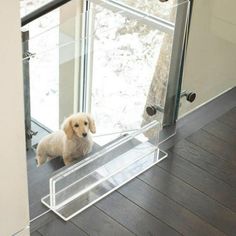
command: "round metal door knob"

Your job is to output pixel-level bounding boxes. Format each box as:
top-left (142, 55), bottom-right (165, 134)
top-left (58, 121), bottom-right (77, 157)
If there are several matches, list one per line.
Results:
top-left (186, 92), bottom-right (196, 103)
top-left (146, 106), bottom-right (157, 116)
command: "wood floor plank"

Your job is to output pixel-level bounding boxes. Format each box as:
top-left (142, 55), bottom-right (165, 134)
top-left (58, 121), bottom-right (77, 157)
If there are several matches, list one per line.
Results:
top-left (96, 192), bottom-right (181, 236)
top-left (28, 176), bottom-right (49, 206)
top-left (218, 107), bottom-right (236, 129)
top-left (31, 231), bottom-right (43, 236)
top-left (202, 119), bottom-right (236, 146)
top-left (71, 206), bottom-right (134, 236)
top-left (38, 218), bottom-right (88, 236)
top-left (187, 129), bottom-right (236, 166)
top-left (139, 165), bottom-right (236, 236)
top-left (29, 202), bottom-right (50, 221)
top-left (30, 211), bottom-right (57, 233)
top-left (30, 194), bottom-right (48, 219)
top-left (158, 151), bottom-right (236, 212)
top-left (28, 158), bottom-right (64, 188)
top-left (27, 148), bottom-right (38, 171)
top-left (119, 178), bottom-right (225, 236)
top-left (170, 139), bottom-right (236, 188)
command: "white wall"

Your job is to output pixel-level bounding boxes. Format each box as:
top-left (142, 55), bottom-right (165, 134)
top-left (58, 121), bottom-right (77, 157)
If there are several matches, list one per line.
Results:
top-left (179, 0), bottom-right (236, 116)
top-left (0, 2), bottom-right (30, 236)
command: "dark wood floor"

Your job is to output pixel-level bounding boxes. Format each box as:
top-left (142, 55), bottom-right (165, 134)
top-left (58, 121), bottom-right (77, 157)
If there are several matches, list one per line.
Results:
top-left (29, 87), bottom-right (236, 236)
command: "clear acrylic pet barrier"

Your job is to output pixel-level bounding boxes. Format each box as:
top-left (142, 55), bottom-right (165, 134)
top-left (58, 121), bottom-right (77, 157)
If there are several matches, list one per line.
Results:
top-left (42, 120), bottom-right (167, 220)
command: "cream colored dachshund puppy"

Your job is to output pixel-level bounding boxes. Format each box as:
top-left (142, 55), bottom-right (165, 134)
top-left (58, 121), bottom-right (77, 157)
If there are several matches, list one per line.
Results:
top-left (36, 113), bottom-right (96, 166)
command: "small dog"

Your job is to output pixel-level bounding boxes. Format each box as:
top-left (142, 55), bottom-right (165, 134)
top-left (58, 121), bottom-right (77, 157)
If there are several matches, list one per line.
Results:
top-left (36, 113), bottom-right (96, 166)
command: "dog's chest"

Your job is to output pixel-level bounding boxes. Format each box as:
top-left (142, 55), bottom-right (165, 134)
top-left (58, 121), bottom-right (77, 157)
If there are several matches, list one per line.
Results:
top-left (69, 138), bottom-right (91, 157)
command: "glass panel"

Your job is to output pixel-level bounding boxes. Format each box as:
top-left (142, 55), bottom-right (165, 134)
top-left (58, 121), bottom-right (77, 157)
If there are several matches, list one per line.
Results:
top-left (179, 0), bottom-right (236, 117)
top-left (22, 5), bottom-right (97, 130)
top-left (41, 121), bottom-right (167, 220)
top-left (88, 0), bottom-right (187, 145)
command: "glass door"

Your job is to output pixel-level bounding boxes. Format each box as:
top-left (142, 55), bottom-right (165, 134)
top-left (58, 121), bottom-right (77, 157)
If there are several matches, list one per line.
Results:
top-left (83, 0), bottom-right (190, 146)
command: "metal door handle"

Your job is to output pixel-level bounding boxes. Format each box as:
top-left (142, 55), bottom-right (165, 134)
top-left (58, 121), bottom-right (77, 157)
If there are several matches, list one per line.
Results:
top-left (146, 105), bottom-right (164, 116)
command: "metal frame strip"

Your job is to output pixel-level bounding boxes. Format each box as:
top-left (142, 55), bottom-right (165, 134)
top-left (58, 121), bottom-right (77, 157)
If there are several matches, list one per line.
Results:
top-left (163, 0), bottom-right (190, 126)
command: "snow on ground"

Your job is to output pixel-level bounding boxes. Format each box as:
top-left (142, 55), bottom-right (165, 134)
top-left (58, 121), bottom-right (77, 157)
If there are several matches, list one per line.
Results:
top-left (21, 0), bottom-right (59, 130)
top-left (91, 5), bottom-right (164, 136)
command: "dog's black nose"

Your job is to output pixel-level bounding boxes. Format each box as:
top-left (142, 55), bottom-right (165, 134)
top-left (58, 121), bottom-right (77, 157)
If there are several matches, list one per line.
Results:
top-left (82, 133), bottom-right (87, 137)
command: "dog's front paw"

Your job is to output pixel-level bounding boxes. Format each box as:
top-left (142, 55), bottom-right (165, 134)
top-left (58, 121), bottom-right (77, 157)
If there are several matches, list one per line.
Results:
top-left (63, 156), bottom-right (74, 166)
top-left (35, 155), bottom-right (46, 167)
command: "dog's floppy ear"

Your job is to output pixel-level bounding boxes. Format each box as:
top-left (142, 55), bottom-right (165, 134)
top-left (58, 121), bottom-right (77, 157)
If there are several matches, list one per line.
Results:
top-left (62, 116), bottom-right (74, 139)
top-left (87, 114), bottom-right (96, 134)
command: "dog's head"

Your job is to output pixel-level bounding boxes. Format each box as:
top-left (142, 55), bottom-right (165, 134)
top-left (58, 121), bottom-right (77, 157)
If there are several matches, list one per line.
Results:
top-left (62, 113), bottom-right (96, 139)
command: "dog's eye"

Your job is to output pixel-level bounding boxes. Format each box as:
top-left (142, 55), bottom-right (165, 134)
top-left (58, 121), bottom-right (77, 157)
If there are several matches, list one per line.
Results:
top-left (74, 124), bottom-right (79, 128)
top-left (84, 122), bottom-right (88, 126)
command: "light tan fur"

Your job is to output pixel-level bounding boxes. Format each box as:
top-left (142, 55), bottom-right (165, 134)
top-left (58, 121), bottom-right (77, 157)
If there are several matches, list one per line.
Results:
top-left (36, 113), bottom-right (96, 166)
